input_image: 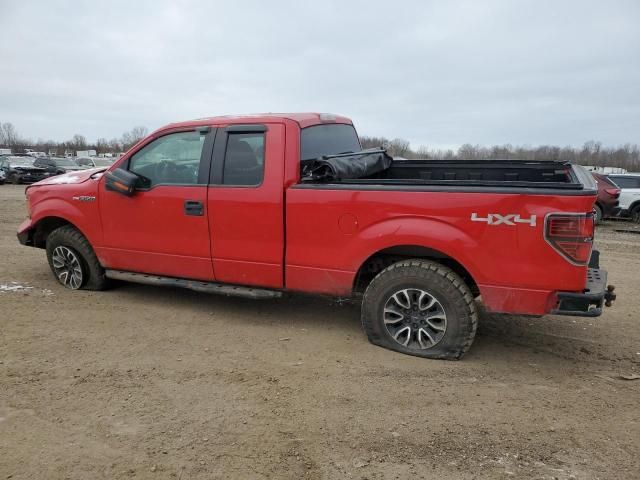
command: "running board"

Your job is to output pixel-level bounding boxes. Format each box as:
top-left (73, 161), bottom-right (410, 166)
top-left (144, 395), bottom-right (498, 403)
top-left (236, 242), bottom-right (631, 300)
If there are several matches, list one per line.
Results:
top-left (104, 270), bottom-right (283, 299)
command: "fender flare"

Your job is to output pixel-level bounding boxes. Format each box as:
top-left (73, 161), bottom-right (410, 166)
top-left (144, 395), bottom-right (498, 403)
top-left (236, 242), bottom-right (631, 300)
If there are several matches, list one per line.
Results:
top-left (348, 216), bottom-right (484, 286)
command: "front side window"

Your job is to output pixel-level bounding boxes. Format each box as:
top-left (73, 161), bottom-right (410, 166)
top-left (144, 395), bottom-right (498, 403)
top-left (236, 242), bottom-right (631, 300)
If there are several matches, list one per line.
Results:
top-left (222, 132), bottom-right (265, 186)
top-left (129, 131), bottom-right (206, 187)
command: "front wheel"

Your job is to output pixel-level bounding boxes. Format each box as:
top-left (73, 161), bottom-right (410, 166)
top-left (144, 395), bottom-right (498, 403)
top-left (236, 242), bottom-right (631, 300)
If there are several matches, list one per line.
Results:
top-left (46, 225), bottom-right (109, 291)
top-left (361, 259), bottom-right (477, 360)
top-left (9, 174), bottom-right (20, 185)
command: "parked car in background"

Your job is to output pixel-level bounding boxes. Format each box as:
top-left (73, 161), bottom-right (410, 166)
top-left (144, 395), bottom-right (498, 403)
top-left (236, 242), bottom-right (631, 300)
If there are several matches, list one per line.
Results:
top-left (0, 156), bottom-right (51, 184)
top-left (33, 157), bottom-right (88, 175)
top-left (591, 172), bottom-right (621, 223)
top-left (76, 157), bottom-right (115, 168)
top-left (608, 173), bottom-right (640, 222)
top-left (0, 167), bottom-right (6, 184)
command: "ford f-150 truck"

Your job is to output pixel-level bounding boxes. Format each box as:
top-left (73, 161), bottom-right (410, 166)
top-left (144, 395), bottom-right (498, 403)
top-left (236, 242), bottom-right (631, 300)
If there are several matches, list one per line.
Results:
top-left (17, 113), bottom-right (616, 359)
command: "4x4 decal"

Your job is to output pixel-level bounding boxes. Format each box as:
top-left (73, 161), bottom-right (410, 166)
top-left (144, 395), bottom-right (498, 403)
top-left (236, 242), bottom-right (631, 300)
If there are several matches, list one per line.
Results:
top-left (471, 212), bottom-right (537, 227)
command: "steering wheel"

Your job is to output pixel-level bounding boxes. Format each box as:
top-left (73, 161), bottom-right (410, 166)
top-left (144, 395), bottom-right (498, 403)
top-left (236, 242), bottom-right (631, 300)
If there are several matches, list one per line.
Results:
top-left (154, 160), bottom-right (178, 184)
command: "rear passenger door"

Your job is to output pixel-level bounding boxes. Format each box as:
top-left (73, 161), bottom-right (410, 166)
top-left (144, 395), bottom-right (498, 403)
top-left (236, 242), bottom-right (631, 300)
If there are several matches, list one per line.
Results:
top-left (207, 124), bottom-right (285, 288)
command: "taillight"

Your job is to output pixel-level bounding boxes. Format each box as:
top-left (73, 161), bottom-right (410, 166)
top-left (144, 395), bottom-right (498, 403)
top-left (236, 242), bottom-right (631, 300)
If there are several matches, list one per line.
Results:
top-left (545, 213), bottom-right (594, 265)
top-left (604, 188), bottom-right (620, 198)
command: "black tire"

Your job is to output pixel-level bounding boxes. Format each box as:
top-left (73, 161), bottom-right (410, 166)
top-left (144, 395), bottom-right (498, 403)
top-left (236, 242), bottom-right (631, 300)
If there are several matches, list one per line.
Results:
top-left (10, 174), bottom-right (20, 185)
top-left (594, 204), bottom-right (603, 225)
top-left (46, 225), bottom-right (109, 291)
top-left (632, 205), bottom-right (640, 224)
top-left (361, 259), bottom-right (477, 360)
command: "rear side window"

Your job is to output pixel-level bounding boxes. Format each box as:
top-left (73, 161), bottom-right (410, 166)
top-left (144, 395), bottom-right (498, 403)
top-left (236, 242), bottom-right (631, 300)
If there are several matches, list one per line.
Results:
top-left (610, 176), bottom-right (640, 188)
top-left (301, 124), bottom-right (361, 161)
top-left (222, 132), bottom-right (265, 186)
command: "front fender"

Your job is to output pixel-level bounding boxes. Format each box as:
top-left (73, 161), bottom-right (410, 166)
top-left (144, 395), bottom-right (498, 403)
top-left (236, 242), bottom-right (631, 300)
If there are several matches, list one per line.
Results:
top-left (22, 186), bottom-right (102, 246)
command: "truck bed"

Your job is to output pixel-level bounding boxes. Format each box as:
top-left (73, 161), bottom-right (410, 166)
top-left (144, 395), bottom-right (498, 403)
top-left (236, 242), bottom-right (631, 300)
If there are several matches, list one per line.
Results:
top-left (302, 155), bottom-right (594, 193)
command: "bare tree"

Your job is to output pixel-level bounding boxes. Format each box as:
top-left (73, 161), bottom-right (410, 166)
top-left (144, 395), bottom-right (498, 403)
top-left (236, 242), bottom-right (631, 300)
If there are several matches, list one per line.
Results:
top-left (1, 122), bottom-right (20, 147)
top-left (95, 137), bottom-right (109, 154)
top-left (121, 126), bottom-right (149, 150)
top-left (70, 134), bottom-right (87, 151)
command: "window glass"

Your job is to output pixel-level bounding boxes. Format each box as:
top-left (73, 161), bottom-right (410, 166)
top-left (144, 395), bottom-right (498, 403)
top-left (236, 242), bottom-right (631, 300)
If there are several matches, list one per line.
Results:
top-left (300, 124), bottom-right (361, 161)
top-left (222, 132), bottom-right (264, 186)
top-left (129, 131), bottom-right (205, 187)
top-left (610, 176), bottom-right (640, 188)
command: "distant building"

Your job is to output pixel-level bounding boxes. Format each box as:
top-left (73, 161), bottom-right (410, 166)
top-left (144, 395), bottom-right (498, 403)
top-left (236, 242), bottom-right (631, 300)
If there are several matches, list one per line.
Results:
top-left (76, 149), bottom-right (97, 158)
top-left (582, 165), bottom-right (628, 174)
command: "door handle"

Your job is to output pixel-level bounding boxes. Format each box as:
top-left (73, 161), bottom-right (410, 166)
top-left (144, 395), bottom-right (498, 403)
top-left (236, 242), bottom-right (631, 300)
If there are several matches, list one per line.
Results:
top-left (184, 200), bottom-right (204, 216)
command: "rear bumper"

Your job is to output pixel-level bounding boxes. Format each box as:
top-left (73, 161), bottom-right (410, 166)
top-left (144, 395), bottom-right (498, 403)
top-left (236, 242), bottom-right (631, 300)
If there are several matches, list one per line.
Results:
top-left (550, 268), bottom-right (615, 317)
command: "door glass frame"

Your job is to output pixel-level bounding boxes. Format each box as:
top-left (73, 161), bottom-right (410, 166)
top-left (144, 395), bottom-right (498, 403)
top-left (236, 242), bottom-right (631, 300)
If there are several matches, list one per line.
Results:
top-left (121, 127), bottom-right (217, 191)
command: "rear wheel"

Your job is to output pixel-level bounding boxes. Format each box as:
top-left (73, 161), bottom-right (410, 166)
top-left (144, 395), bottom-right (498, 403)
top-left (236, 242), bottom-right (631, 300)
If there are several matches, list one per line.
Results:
top-left (46, 225), bottom-right (109, 291)
top-left (594, 204), bottom-right (603, 224)
top-left (632, 205), bottom-right (640, 223)
top-left (361, 259), bottom-right (477, 360)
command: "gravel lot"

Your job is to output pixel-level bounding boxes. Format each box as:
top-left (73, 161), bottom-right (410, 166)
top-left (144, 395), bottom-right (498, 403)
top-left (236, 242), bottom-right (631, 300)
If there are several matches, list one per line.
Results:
top-left (1, 184), bottom-right (638, 479)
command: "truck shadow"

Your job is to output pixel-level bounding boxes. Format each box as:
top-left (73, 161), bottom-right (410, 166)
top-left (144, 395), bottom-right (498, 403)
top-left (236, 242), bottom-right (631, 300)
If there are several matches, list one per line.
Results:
top-left (107, 281), bottom-right (627, 365)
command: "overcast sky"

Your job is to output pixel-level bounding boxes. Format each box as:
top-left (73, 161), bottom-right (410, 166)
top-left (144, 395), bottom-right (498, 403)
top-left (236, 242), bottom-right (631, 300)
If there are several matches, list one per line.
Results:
top-left (0, 0), bottom-right (638, 149)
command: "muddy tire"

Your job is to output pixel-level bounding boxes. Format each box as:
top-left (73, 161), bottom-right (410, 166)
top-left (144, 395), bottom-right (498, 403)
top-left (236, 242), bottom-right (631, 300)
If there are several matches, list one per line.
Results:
top-left (46, 225), bottom-right (109, 291)
top-left (361, 259), bottom-right (477, 360)
top-left (631, 205), bottom-right (640, 224)
top-left (10, 174), bottom-right (20, 185)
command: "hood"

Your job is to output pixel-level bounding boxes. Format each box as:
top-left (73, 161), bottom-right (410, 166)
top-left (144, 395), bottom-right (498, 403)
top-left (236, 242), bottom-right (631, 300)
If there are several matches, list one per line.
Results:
top-left (30, 167), bottom-right (107, 186)
top-left (13, 165), bottom-right (47, 172)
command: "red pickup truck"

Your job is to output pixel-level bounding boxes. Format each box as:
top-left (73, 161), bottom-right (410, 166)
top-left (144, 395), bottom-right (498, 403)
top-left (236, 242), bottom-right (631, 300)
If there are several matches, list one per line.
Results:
top-left (17, 113), bottom-right (615, 359)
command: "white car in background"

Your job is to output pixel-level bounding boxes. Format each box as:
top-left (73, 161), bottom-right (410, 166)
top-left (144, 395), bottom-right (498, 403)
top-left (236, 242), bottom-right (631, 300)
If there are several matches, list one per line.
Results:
top-left (608, 173), bottom-right (640, 222)
top-left (0, 167), bottom-right (5, 184)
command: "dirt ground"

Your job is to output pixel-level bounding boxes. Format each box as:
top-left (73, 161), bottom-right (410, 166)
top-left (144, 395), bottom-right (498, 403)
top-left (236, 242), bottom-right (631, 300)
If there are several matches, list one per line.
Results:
top-left (0, 184), bottom-right (638, 480)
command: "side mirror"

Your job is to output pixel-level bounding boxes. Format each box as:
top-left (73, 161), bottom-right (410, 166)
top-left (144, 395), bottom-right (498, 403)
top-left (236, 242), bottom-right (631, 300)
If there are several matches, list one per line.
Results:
top-left (105, 168), bottom-right (139, 196)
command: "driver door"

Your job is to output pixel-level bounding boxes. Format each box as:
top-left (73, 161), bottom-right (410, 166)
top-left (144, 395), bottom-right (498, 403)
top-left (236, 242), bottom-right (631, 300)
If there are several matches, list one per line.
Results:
top-left (97, 128), bottom-right (216, 281)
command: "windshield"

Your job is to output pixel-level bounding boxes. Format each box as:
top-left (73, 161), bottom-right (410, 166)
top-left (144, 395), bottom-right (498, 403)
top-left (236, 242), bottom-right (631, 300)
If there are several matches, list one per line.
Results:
top-left (92, 159), bottom-right (113, 167)
top-left (9, 157), bottom-right (34, 167)
top-left (300, 124), bottom-right (361, 161)
top-left (52, 158), bottom-right (78, 166)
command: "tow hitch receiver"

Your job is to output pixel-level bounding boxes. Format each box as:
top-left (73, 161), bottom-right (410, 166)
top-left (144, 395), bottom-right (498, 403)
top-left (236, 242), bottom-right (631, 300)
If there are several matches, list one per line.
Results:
top-left (551, 268), bottom-right (615, 317)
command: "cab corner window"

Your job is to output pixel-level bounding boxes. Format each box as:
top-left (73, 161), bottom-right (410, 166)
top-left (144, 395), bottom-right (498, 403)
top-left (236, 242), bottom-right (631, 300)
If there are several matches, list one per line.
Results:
top-left (222, 132), bottom-right (265, 186)
top-left (129, 131), bottom-right (206, 188)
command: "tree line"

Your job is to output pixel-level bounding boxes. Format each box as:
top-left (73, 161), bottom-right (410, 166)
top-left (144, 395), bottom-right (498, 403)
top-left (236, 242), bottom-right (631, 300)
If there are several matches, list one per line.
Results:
top-left (361, 136), bottom-right (640, 171)
top-left (0, 122), bottom-right (148, 155)
top-left (1, 121), bottom-right (638, 170)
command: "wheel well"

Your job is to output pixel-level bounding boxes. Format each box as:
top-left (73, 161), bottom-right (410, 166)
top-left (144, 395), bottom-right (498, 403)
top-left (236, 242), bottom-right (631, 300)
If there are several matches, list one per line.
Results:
top-left (353, 245), bottom-right (479, 297)
top-left (30, 217), bottom-right (74, 248)
top-left (630, 201), bottom-right (640, 212)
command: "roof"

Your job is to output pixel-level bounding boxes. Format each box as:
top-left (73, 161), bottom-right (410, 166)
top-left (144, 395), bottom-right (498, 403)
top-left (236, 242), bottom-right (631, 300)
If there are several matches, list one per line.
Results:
top-left (159, 112), bottom-right (353, 132)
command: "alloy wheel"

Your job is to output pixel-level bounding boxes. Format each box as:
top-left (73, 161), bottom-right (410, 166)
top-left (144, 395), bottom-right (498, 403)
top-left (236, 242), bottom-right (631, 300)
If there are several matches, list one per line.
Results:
top-left (382, 288), bottom-right (447, 350)
top-left (51, 246), bottom-right (83, 289)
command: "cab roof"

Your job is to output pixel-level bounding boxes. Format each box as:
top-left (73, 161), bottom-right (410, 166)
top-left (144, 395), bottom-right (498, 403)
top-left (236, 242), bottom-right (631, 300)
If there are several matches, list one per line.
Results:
top-left (162, 112), bottom-right (353, 131)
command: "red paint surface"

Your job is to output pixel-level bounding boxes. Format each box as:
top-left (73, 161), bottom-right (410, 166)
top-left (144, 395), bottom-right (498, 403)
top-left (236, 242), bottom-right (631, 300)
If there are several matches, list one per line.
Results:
top-left (19, 113), bottom-right (598, 316)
